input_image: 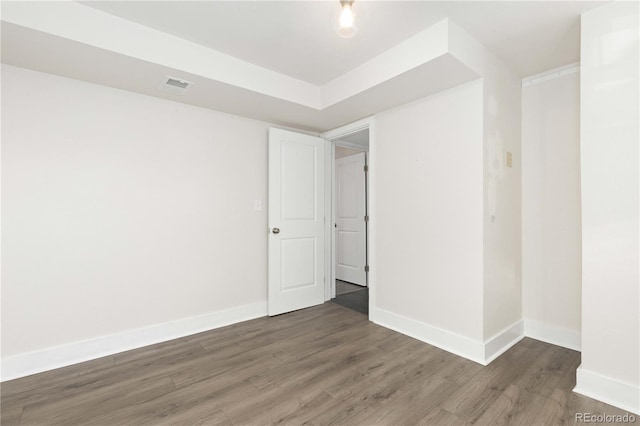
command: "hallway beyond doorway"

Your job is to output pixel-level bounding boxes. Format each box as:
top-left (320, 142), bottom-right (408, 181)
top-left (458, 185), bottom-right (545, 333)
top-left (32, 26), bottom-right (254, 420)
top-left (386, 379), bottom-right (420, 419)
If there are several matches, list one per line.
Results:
top-left (336, 280), bottom-right (364, 296)
top-left (333, 280), bottom-right (368, 315)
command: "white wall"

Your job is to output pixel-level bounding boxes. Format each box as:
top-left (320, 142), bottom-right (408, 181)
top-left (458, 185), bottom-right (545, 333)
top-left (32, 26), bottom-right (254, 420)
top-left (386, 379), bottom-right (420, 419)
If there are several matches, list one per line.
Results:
top-left (373, 80), bottom-right (485, 341)
top-left (1, 65), bottom-right (270, 369)
top-left (481, 66), bottom-right (522, 341)
top-left (522, 71), bottom-right (582, 348)
top-left (370, 22), bottom-right (522, 363)
top-left (448, 21), bottom-right (523, 342)
top-left (576, 1), bottom-right (639, 414)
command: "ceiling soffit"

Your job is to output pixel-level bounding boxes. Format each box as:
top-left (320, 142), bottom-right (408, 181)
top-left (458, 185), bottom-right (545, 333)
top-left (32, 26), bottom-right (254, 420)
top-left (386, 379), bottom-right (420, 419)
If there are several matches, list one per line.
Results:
top-left (1, 2), bottom-right (497, 131)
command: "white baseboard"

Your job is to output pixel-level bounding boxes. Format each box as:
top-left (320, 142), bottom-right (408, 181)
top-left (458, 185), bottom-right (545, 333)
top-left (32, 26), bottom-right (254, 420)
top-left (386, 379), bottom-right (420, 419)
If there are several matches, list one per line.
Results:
top-left (574, 366), bottom-right (640, 415)
top-left (372, 308), bottom-right (525, 366)
top-left (1, 301), bottom-right (267, 382)
top-left (524, 319), bottom-right (581, 351)
top-left (371, 307), bottom-right (486, 364)
top-left (483, 320), bottom-right (525, 364)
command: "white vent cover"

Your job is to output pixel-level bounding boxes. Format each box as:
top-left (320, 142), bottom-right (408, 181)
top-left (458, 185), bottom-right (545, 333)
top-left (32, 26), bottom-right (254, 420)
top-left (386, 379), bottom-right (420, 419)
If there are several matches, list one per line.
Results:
top-left (159, 76), bottom-right (193, 95)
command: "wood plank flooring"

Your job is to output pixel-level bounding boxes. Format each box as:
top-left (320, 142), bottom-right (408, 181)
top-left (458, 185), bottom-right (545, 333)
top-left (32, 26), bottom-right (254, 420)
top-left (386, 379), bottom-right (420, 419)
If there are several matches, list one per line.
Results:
top-left (1, 303), bottom-right (634, 425)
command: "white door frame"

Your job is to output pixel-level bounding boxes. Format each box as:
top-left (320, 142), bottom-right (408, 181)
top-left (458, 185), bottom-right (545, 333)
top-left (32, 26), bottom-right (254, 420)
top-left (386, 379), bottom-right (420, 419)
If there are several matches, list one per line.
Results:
top-left (321, 117), bottom-right (375, 314)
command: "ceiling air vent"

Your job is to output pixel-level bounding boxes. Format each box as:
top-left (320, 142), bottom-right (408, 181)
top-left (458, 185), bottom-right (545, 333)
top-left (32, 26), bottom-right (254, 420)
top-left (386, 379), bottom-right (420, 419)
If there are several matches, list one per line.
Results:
top-left (159, 76), bottom-right (193, 95)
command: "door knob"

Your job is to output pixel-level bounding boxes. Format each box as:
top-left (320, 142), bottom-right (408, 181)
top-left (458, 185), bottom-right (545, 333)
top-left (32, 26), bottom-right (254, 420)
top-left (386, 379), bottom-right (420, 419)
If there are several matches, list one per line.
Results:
top-left (272, 227), bottom-right (280, 234)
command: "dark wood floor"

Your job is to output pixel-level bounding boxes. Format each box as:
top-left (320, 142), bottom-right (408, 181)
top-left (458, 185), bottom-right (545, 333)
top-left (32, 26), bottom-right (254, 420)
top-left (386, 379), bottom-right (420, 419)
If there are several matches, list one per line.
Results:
top-left (1, 303), bottom-right (633, 425)
top-left (335, 280), bottom-right (365, 296)
top-left (332, 288), bottom-right (368, 315)
top-left (334, 281), bottom-right (368, 315)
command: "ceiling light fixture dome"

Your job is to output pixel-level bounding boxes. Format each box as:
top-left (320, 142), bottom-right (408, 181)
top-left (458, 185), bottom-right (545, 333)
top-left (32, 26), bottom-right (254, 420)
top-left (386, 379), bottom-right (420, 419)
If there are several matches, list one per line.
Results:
top-left (337, 0), bottom-right (357, 38)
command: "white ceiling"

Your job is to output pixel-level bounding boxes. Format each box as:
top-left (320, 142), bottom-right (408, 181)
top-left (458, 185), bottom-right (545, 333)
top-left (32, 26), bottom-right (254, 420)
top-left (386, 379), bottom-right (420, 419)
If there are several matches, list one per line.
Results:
top-left (1, 1), bottom-right (607, 132)
top-left (80, 1), bottom-right (604, 81)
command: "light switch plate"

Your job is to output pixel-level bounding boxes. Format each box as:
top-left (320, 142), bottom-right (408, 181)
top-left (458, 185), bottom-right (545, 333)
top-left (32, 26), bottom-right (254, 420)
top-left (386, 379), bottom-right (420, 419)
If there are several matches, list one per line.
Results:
top-left (506, 152), bottom-right (513, 168)
top-left (253, 200), bottom-right (262, 211)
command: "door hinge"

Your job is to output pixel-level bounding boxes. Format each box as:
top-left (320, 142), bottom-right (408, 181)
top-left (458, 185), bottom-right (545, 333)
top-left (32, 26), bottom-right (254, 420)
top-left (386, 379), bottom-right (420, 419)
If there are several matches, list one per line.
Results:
top-left (364, 265), bottom-right (370, 272)
top-left (364, 215), bottom-right (369, 222)
top-left (364, 165), bottom-right (369, 173)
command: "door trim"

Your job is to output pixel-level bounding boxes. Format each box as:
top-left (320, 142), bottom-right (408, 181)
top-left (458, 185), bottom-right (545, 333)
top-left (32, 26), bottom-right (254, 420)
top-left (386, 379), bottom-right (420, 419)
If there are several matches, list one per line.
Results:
top-left (320, 117), bottom-right (374, 312)
top-left (322, 116), bottom-right (371, 141)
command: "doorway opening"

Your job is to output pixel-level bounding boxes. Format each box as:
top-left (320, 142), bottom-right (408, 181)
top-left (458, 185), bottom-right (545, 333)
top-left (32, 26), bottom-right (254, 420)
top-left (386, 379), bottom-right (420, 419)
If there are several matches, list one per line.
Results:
top-left (266, 119), bottom-right (373, 318)
top-left (326, 126), bottom-right (370, 315)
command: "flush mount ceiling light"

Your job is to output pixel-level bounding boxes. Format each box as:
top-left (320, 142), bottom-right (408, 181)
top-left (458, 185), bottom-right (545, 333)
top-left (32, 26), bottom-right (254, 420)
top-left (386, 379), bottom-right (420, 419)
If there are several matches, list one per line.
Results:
top-left (337, 0), bottom-right (357, 38)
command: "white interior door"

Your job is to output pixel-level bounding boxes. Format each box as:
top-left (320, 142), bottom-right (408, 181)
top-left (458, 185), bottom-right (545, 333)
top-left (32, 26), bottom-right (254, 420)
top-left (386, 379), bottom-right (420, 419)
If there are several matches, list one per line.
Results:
top-left (335, 152), bottom-right (366, 286)
top-left (268, 128), bottom-right (325, 316)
